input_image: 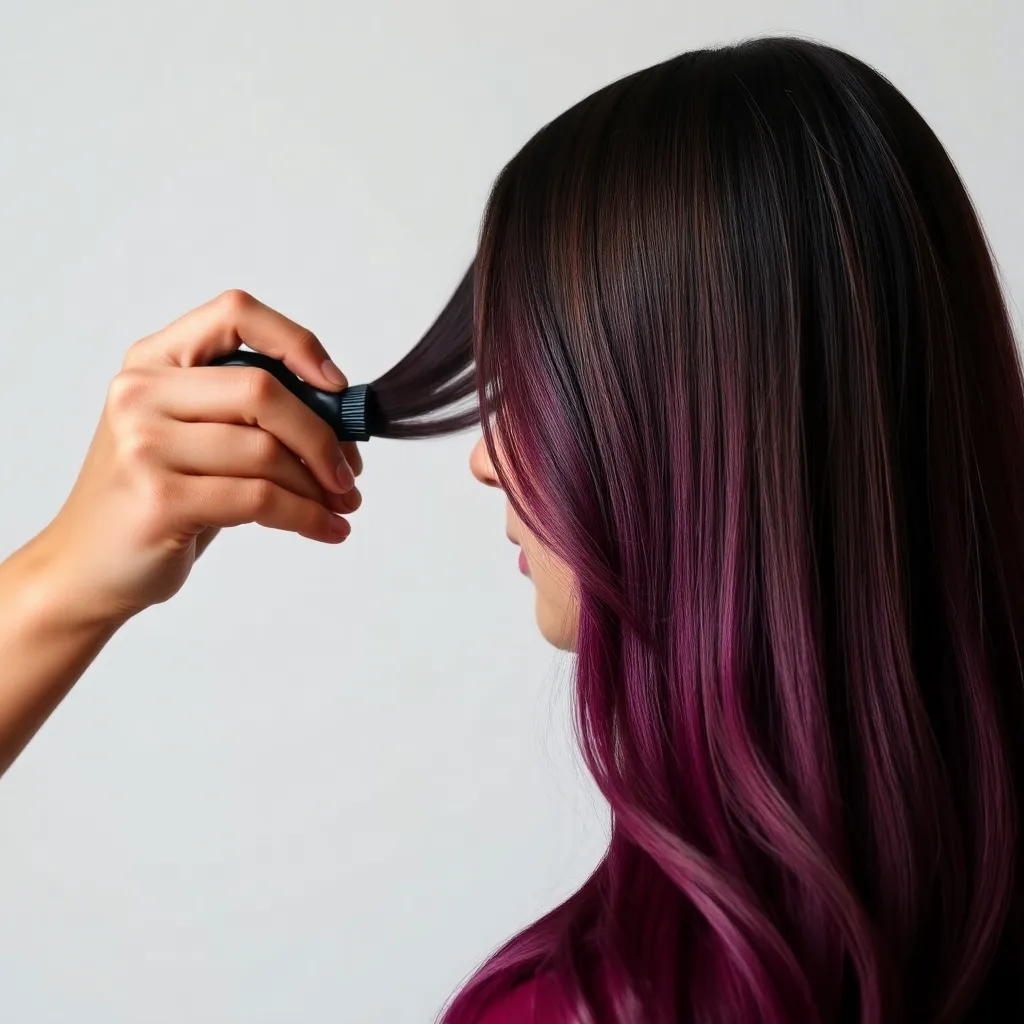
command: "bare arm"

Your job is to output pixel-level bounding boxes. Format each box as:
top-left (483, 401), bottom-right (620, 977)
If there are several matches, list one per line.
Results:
top-left (0, 529), bottom-right (224, 776)
top-left (0, 538), bottom-right (125, 776)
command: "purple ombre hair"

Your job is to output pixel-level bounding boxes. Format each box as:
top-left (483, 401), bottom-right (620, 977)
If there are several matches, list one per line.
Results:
top-left (380, 35), bottom-right (1024, 1024)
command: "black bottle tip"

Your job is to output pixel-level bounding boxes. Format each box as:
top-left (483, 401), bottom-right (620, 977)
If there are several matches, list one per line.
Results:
top-left (206, 351), bottom-right (381, 441)
top-left (337, 384), bottom-right (381, 442)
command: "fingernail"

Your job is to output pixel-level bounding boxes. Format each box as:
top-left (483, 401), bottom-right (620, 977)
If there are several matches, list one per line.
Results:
top-left (328, 515), bottom-right (351, 540)
top-left (337, 456), bottom-right (355, 492)
top-left (326, 487), bottom-right (361, 513)
top-left (321, 359), bottom-right (347, 388)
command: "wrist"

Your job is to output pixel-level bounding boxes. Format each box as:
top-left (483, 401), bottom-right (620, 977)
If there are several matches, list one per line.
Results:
top-left (3, 532), bottom-right (134, 639)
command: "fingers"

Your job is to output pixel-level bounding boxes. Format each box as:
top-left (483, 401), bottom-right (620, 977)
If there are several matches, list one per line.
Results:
top-left (342, 440), bottom-right (363, 478)
top-left (162, 421), bottom-right (364, 514)
top-left (123, 289), bottom-right (347, 394)
top-left (112, 364), bottom-right (355, 499)
top-left (161, 422), bottom-right (326, 503)
top-left (325, 486), bottom-right (363, 515)
top-left (180, 476), bottom-right (352, 543)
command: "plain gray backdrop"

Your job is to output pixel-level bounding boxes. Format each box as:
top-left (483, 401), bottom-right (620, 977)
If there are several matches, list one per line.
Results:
top-left (0, 2), bottom-right (1020, 1022)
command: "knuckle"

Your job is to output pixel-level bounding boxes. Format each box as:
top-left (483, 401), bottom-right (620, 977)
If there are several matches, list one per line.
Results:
top-left (117, 425), bottom-right (160, 465)
top-left (120, 338), bottom-right (149, 370)
top-left (106, 370), bottom-right (149, 414)
top-left (244, 365), bottom-right (279, 406)
top-left (217, 288), bottom-right (255, 315)
top-left (244, 477), bottom-right (277, 517)
top-left (294, 326), bottom-right (320, 355)
top-left (251, 429), bottom-right (281, 467)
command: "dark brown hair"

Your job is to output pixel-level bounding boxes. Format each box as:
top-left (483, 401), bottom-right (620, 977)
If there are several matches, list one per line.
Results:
top-left (374, 36), bottom-right (1024, 1024)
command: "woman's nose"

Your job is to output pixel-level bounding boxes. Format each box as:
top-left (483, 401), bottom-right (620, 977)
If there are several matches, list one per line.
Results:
top-left (470, 435), bottom-right (500, 488)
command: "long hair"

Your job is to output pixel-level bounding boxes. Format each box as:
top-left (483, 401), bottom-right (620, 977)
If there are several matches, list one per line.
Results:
top-left (375, 36), bottom-right (1024, 1023)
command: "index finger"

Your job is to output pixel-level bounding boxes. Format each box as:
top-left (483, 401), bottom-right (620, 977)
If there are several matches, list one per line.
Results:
top-left (124, 289), bottom-right (348, 393)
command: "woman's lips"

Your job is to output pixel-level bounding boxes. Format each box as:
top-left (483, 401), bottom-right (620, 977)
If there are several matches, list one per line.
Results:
top-left (508, 532), bottom-right (529, 576)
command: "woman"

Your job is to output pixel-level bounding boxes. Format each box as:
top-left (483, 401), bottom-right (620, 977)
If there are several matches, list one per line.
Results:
top-left (1, 35), bottom-right (1021, 1024)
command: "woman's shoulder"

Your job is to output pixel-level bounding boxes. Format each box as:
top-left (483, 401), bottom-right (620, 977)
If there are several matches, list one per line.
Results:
top-left (475, 974), bottom-right (561, 1023)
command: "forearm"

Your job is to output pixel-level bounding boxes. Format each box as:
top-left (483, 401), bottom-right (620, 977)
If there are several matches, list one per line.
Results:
top-left (0, 538), bottom-right (125, 777)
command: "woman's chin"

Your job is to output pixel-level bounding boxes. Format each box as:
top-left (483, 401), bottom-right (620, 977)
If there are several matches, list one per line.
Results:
top-left (535, 599), bottom-right (579, 652)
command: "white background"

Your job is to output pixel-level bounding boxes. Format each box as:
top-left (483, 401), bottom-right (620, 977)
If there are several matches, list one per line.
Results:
top-left (0, 2), bottom-right (1020, 1022)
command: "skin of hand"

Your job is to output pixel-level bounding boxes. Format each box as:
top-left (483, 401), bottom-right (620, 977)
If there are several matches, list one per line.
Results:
top-left (29, 288), bottom-right (364, 626)
top-left (0, 289), bottom-right (362, 774)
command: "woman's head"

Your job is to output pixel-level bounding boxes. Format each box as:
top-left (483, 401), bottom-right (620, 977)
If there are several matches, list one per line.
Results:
top-left (374, 34), bottom-right (1024, 1024)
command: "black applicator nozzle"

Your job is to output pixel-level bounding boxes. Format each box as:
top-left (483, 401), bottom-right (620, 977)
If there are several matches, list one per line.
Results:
top-left (207, 350), bottom-right (382, 442)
